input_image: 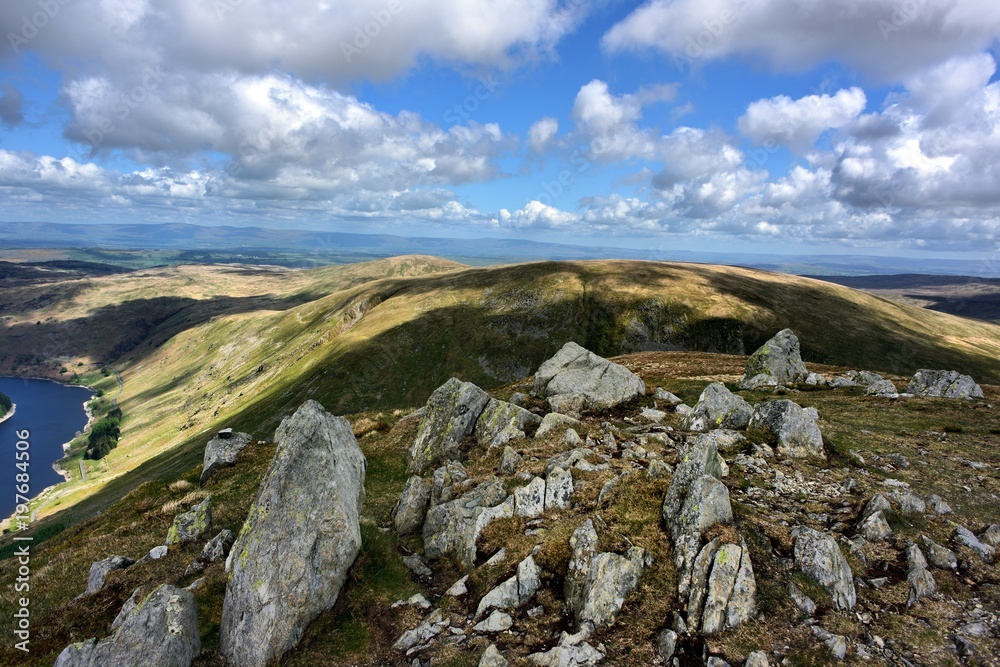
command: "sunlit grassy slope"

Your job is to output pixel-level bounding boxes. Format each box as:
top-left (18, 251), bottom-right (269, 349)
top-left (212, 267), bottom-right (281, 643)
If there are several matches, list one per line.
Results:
top-left (4, 257), bottom-right (1000, 527)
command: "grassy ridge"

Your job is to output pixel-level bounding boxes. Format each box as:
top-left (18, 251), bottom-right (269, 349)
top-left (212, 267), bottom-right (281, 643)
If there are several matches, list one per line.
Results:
top-left (2, 257), bottom-right (1000, 532)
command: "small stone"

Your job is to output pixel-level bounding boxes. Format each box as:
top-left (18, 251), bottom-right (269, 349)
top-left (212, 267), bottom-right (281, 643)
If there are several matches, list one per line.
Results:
top-left (928, 495), bottom-right (953, 514)
top-left (403, 553), bottom-right (433, 579)
top-left (788, 581), bottom-right (816, 616)
top-left (200, 529), bottom-right (234, 563)
top-left (499, 446), bottom-right (522, 475)
top-left (894, 491), bottom-right (926, 515)
top-left (920, 535), bottom-right (958, 570)
top-left (647, 459), bottom-right (672, 479)
top-left (745, 651), bottom-right (770, 667)
top-left (545, 466), bottom-right (574, 510)
top-left (479, 644), bottom-right (510, 667)
top-left (166, 496), bottom-right (212, 545)
top-left (654, 388), bottom-right (684, 405)
top-left (446, 576), bottom-right (469, 597)
top-left (564, 428), bottom-right (582, 447)
top-left (656, 629), bottom-right (678, 661)
top-left (953, 525), bottom-right (996, 562)
top-left (394, 476), bottom-right (432, 536)
top-left (393, 610), bottom-right (446, 651)
top-left (147, 545), bottom-right (168, 560)
top-left (640, 407), bottom-right (668, 423)
top-left (85, 555), bottom-right (135, 596)
top-left (473, 610), bottom-right (513, 634)
top-left (980, 524), bottom-right (1000, 546)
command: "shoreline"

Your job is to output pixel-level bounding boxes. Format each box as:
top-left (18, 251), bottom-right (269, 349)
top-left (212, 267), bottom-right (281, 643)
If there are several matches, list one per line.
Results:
top-left (53, 394), bottom-right (97, 483)
top-left (0, 403), bottom-right (15, 425)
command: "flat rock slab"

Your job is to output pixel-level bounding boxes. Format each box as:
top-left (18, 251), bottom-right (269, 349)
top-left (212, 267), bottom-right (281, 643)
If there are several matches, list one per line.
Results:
top-left (532, 342), bottom-right (645, 417)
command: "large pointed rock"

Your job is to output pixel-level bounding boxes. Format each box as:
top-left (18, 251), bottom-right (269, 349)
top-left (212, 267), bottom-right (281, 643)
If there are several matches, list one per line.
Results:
top-left (740, 329), bottom-right (808, 389)
top-left (407, 378), bottom-right (491, 475)
top-left (475, 398), bottom-right (542, 448)
top-left (680, 383), bottom-right (753, 432)
top-left (532, 342), bottom-right (645, 417)
top-left (793, 527), bottom-right (856, 610)
top-left (749, 400), bottom-right (825, 459)
top-left (220, 401), bottom-right (366, 667)
top-left (55, 585), bottom-right (200, 667)
top-left (907, 369), bottom-right (984, 399)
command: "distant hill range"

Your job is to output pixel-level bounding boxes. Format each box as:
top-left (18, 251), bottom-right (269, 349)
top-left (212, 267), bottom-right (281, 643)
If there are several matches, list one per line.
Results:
top-left (0, 220), bottom-right (994, 276)
top-left (810, 274), bottom-right (1000, 322)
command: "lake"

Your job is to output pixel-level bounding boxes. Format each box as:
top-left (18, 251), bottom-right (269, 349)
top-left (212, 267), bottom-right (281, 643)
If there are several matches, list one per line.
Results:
top-left (0, 377), bottom-right (92, 520)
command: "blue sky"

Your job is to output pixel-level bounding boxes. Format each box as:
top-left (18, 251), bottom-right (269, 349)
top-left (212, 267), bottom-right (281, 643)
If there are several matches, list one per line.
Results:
top-left (1, 1), bottom-right (1000, 258)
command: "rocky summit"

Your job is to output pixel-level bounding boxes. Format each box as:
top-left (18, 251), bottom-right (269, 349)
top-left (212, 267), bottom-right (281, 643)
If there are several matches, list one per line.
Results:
top-left (21, 331), bottom-right (1000, 667)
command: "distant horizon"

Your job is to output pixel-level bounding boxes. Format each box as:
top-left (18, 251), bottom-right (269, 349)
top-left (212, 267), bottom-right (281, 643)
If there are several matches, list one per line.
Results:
top-left (1, 220), bottom-right (997, 277)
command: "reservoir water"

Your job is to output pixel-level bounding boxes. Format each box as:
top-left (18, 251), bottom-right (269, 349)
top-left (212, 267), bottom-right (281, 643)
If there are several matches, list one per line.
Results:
top-left (0, 377), bottom-right (92, 520)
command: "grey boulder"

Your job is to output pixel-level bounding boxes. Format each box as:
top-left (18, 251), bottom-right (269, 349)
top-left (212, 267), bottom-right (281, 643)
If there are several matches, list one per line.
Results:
top-left (499, 446), bottom-right (522, 475)
top-left (480, 644), bottom-right (510, 667)
top-left (423, 478), bottom-right (513, 570)
top-left (865, 379), bottom-right (899, 397)
top-left (535, 412), bottom-right (584, 439)
top-left (686, 537), bottom-right (756, 635)
top-left (55, 585), bottom-right (200, 667)
top-left (740, 329), bottom-right (808, 388)
top-left (393, 475), bottom-right (432, 536)
top-left (166, 496), bottom-right (212, 545)
top-left (907, 369), bottom-right (984, 399)
top-left (681, 383), bottom-right (753, 432)
top-left (407, 378), bottom-right (490, 475)
top-left (564, 519), bottom-right (647, 631)
top-left (475, 398), bottom-right (542, 448)
top-left (793, 527), bottom-right (856, 610)
top-left (906, 543), bottom-right (936, 607)
top-left (85, 555), bottom-right (134, 596)
top-left (532, 342), bottom-right (645, 417)
top-left (200, 529), bottom-right (235, 563)
top-left (749, 400), bottom-right (825, 459)
top-left (220, 400), bottom-right (366, 667)
top-left (200, 431), bottom-right (252, 484)
top-left (475, 554), bottom-right (542, 618)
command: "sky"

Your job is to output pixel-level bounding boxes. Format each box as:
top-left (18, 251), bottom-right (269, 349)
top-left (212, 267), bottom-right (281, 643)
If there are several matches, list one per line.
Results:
top-left (1, 1), bottom-right (1000, 258)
